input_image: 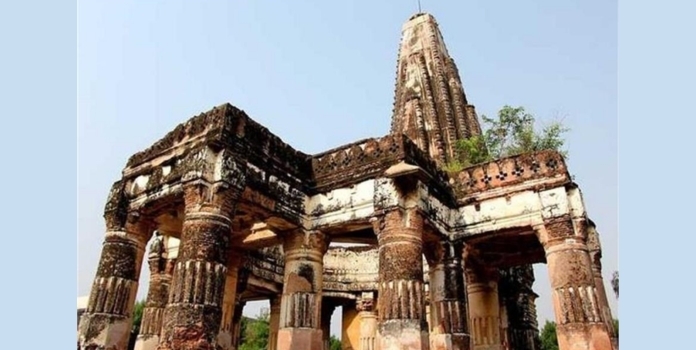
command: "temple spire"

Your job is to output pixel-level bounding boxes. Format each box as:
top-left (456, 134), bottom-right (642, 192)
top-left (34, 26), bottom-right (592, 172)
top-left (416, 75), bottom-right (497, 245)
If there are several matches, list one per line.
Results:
top-left (390, 13), bottom-right (482, 166)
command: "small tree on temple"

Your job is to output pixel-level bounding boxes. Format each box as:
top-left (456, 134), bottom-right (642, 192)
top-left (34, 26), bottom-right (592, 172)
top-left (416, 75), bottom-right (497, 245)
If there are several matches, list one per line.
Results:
top-left (443, 105), bottom-right (569, 174)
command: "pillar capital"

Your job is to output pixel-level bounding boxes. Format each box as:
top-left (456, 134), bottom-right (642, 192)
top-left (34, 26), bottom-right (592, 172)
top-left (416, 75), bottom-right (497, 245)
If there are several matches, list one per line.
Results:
top-left (104, 180), bottom-right (129, 231)
top-left (147, 231), bottom-right (168, 275)
top-left (372, 207), bottom-right (424, 241)
top-left (534, 216), bottom-right (590, 251)
top-left (465, 263), bottom-right (500, 287)
top-left (182, 180), bottom-right (242, 220)
top-left (282, 230), bottom-right (328, 261)
top-left (270, 295), bottom-right (282, 311)
top-left (356, 297), bottom-right (375, 313)
top-left (180, 146), bottom-right (247, 192)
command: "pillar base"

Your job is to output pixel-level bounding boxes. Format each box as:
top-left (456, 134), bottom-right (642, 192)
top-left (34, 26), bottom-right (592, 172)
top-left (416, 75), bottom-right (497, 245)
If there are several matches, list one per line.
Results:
top-left (557, 323), bottom-right (613, 350)
top-left (134, 334), bottom-right (159, 350)
top-left (472, 344), bottom-right (502, 350)
top-left (430, 333), bottom-right (471, 350)
top-left (378, 320), bottom-right (429, 350)
top-left (216, 331), bottom-right (233, 350)
top-left (276, 328), bottom-right (323, 350)
top-left (78, 314), bottom-right (132, 350)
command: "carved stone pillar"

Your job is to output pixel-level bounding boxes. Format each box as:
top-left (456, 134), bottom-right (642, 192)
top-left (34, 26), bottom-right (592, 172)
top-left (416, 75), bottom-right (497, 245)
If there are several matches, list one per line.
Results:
top-left (425, 295), bottom-right (432, 333)
top-left (499, 266), bottom-right (541, 350)
top-left (218, 265), bottom-right (238, 349)
top-left (428, 241), bottom-right (470, 350)
top-left (357, 294), bottom-right (378, 350)
top-left (373, 208), bottom-right (428, 350)
top-left (135, 233), bottom-right (176, 350)
top-left (536, 218), bottom-right (613, 350)
top-left (586, 225), bottom-right (617, 349)
top-left (466, 265), bottom-right (502, 350)
top-left (268, 296), bottom-right (281, 350)
top-left (157, 182), bottom-right (242, 350)
top-left (231, 301), bottom-right (246, 348)
top-left (277, 230), bottom-right (328, 350)
top-left (498, 300), bottom-right (509, 350)
top-left (78, 183), bottom-right (151, 350)
top-left (218, 255), bottom-right (248, 350)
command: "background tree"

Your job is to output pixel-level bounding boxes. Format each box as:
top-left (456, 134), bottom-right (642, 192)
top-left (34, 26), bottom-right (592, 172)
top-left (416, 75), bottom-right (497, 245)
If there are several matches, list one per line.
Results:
top-left (539, 320), bottom-right (559, 350)
top-left (611, 271), bottom-right (619, 298)
top-left (238, 309), bottom-right (270, 350)
top-left (538, 317), bottom-right (618, 350)
top-left (127, 300), bottom-right (146, 350)
top-left (131, 300), bottom-right (145, 335)
top-left (329, 335), bottom-right (342, 350)
top-left (444, 105), bottom-right (569, 173)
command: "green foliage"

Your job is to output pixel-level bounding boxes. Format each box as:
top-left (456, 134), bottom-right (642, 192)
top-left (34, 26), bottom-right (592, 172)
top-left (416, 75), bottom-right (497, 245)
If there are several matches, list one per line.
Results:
top-left (238, 309), bottom-right (270, 350)
top-left (611, 271), bottom-right (619, 299)
top-left (539, 320), bottom-right (559, 350)
top-left (329, 335), bottom-right (342, 350)
top-left (446, 105), bottom-right (570, 171)
top-left (539, 318), bottom-right (618, 349)
top-left (441, 159), bottom-right (464, 175)
top-left (455, 134), bottom-right (491, 167)
top-left (131, 300), bottom-right (146, 335)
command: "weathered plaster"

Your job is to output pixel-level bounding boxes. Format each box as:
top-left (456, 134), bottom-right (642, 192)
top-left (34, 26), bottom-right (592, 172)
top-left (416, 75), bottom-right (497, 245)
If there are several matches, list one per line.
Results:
top-left (80, 11), bottom-right (615, 350)
top-left (305, 179), bottom-right (376, 229)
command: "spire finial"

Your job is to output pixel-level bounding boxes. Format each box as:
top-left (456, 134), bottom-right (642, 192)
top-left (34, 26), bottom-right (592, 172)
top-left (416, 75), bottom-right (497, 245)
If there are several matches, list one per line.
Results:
top-left (417, 0), bottom-right (422, 13)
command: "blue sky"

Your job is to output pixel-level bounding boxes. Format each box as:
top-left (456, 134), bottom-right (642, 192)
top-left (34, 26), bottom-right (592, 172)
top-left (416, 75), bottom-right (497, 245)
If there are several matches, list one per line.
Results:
top-left (78, 0), bottom-right (617, 337)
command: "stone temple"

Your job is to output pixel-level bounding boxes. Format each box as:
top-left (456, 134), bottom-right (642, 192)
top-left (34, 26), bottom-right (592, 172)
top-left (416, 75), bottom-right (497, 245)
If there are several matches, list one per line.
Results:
top-left (78, 12), bottom-right (616, 350)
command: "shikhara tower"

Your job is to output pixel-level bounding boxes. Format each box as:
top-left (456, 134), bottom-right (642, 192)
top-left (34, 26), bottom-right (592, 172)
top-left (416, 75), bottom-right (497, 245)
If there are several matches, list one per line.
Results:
top-left (391, 13), bottom-right (482, 165)
top-left (78, 12), bottom-right (616, 350)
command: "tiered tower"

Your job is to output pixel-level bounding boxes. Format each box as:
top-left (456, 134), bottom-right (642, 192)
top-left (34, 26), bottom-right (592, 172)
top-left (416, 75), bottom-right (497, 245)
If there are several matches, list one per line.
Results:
top-left (390, 13), bottom-right (483, 165)
top-left (390, 13), bottom-right (543, 350)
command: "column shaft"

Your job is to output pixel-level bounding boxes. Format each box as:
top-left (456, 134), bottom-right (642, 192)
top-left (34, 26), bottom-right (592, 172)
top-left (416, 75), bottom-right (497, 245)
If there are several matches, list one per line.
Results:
top-left (586, 226), bottom-right (617, 349)
top-left (277, 231), bottom-right (328, 350)
top-left (135, 246), bottom-right (175, 350)
top-left (538, 218), bottom-right (613, 350)
top-left (78, 212), bottom-right (150, 350)
top-left (268, 297), bottom-right (281, 350)
top-left (429, 241), bottom-right (470, 350)
top-left (466, 267), bottom-right (501, 350)
top-left (157, 184), bottom-right (240, 350)
top-left (498, 265), bottom-right (541, 350)
top-left (374, 208), bottom-right (428, 350)
top-left (357, 297), bottom-right (377, 350)
top-left (231, 301), bottom-right (246, 348)
top-left (217, 256), bottom-right (246, 350)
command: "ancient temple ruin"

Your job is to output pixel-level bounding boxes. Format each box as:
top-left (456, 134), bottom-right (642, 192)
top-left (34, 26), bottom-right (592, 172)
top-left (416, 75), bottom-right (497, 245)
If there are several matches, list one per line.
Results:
top-left (78, 13), bottom-right (616, 350)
